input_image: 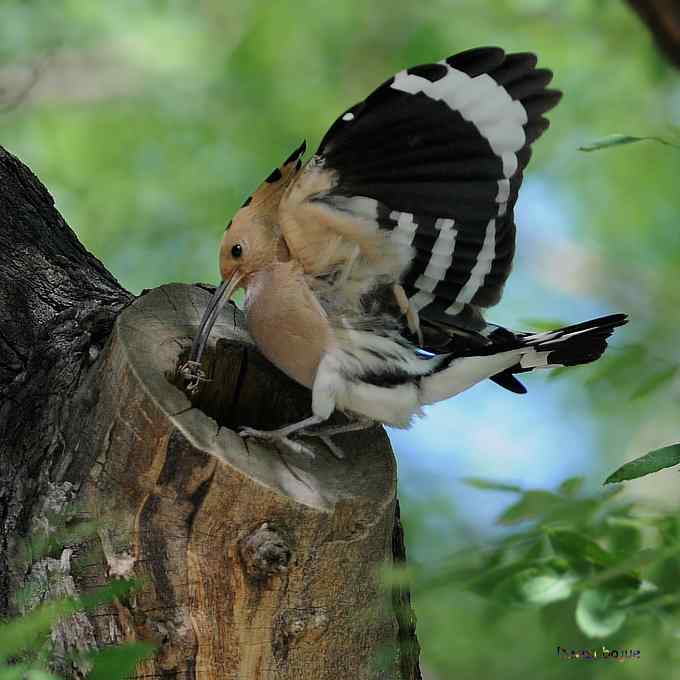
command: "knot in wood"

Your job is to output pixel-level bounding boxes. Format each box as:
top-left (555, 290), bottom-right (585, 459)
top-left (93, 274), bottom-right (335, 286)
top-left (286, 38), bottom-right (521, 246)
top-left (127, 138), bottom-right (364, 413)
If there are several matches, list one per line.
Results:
top-left (272, 608), bottom-right (330, 663)
top-left (283, 610), bottom-right (329, 642)
top-left (239, 522), bottom-right (291, 581)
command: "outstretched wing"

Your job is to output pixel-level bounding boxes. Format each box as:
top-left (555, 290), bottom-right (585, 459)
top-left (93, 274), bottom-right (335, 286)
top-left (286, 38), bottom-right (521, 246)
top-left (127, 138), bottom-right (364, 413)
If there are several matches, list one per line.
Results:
top-left (279, 46), bottom-right (561, 331)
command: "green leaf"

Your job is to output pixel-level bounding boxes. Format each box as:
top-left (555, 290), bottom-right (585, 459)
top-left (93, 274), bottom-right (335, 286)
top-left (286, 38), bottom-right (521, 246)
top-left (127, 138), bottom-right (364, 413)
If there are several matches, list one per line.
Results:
top-left (87, 642), bottom-right (155, 680)
top-left (630, 366), bottom-right (678, 400)
top-left (604, 443), bottom-right (680, 484)
top-left (497, 491), bottom-right (563, 525)
top-left (79, 579), bottom-right (139, 610)
top-left (547, 529), bottom-right (616, 567)
top-left (575, 589), bottom-right (627, 638)
top-left (468, 561), bottom-right (535, 595)
top-left (462, 478), bottom-right (522, 493)
top-left (24, 520), bottom-right (101, 563)
top-left (616, 579), bottom-right (657, 608)
top-left (0, 581), bottom-right (138, 662)
top-left (491, 561), bottom-right (577, 607)
top-left (0, 664), bottom-right (32, 680)
top-left (585, 549), bottom-right (661, 588)
top-left (24, 671), bottom-right (61, 680)
top-left (517, 571), bottom-right (576, 606)
top-left (558, 477), bottom-right (584, 497)
top-left (0, 600), bottom-right (76, 661)
top-left (579, 133), bottom-right (680, 152)
top-left (657, 516), bottom-right (680, 545)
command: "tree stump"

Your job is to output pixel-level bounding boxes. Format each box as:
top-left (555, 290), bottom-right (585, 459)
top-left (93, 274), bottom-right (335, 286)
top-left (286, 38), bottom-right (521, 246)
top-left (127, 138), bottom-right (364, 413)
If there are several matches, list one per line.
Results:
top-left (0, 146), bottom-right (421, 680)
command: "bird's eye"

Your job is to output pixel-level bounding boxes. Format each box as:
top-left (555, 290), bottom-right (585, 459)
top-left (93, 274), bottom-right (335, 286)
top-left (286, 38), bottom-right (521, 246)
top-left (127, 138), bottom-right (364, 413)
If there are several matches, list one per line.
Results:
top-left (231, 244), bottom-right (243, 258)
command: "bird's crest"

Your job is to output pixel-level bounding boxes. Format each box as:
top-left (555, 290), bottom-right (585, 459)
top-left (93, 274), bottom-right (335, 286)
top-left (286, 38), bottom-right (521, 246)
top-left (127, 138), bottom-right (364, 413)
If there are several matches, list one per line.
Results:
top-left (226, 141), bottom-right (307, 233)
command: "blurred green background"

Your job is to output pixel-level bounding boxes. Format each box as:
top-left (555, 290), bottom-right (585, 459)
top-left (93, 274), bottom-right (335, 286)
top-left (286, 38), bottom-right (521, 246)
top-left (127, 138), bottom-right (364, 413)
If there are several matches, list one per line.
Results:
top-left (2, 1), bottom-right (680, 678)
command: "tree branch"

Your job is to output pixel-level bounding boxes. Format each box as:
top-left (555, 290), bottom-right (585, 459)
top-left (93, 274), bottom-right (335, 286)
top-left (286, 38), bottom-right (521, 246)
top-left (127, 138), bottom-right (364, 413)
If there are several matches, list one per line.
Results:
top-left (626, 0), bottom-right (680, 69)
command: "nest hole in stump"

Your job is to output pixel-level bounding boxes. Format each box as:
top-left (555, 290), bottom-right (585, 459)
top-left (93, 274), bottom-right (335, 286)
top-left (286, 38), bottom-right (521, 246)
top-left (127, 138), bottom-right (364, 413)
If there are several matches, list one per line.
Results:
top-left (169, 337), bottom-right (321, 432)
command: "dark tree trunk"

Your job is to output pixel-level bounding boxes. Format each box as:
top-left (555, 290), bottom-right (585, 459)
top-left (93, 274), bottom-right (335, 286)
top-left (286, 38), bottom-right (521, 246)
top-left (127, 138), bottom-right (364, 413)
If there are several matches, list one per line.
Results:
top-left (0, 146), bottom-right (131, 613)
top-left (0, 146), bottom-right (421, 680)
top-left (626, 0), bottom-right (680, 68)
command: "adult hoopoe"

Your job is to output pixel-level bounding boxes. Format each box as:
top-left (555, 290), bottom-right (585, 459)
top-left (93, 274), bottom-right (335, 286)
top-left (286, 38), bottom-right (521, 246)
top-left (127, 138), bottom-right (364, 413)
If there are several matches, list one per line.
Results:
top-left (183, 46), bottom-right (627, 458)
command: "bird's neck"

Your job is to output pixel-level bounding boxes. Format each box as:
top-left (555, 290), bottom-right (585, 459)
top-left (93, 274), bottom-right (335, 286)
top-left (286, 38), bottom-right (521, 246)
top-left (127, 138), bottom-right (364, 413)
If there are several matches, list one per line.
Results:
top-left (242, 260), bottom-right (331, 390)
top-left (243, 259), bottom-right (302, 306)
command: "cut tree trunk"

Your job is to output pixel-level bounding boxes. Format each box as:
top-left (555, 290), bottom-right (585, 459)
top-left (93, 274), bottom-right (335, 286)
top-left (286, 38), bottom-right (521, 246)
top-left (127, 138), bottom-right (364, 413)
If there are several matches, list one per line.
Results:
top-left (0, 146), bottom-right (421, 680)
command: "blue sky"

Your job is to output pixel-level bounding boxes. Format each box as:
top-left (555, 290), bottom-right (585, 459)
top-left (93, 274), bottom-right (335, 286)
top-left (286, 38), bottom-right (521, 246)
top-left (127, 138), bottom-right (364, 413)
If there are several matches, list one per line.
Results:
top-left (389, 173), bottom-right (614, 532)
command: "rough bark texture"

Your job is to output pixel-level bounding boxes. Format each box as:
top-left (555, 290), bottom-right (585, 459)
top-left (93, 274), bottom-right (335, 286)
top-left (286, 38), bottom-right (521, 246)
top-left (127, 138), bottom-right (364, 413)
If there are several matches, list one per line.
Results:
top-left (626, 0), bottom-right (680, 68)
top-left (0, 146), bottom-right (422, 679)
top-left (0, 146), bottom-right (132, 615)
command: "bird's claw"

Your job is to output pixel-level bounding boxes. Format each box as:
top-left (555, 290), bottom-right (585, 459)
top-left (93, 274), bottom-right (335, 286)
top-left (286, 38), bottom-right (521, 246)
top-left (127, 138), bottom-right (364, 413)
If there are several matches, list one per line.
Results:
top-left (238, 426), bottom-right (317, 459)
top-left (319, 436), bottom-right (346, 460)
top-left (178, 360), bottom-right (210, 395)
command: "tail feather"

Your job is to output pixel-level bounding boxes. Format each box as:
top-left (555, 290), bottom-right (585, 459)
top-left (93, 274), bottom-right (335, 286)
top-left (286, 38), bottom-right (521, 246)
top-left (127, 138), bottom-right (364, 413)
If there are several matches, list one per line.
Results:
top-left (515, 314), bottom-right (628, 370)
top-left (521, 314), bottom-right (627, 343)
top-left (489, 370), bottom-right (528, 394)
top-left (420, 314), bottom-right (628, 404)
top-left (420, 349), bottom-right (525, 405)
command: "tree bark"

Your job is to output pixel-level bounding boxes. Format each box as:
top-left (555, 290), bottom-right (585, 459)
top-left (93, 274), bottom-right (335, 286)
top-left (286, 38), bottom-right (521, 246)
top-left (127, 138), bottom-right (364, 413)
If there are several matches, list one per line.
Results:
top-left (626, 0), bottom-right (680, 69)
top-left (0, 146), bottom-right (421, 679)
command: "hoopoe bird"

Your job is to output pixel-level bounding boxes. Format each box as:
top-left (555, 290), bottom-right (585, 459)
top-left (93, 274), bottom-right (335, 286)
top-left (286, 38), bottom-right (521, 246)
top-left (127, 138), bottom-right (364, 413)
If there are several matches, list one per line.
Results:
top-left (184, 46), bottom-right (627, 458)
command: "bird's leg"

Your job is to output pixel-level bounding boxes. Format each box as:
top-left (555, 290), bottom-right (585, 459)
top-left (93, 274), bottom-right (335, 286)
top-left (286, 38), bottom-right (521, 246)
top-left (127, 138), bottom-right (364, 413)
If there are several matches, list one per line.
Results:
top-left (318, 436), bottom-right (346, 460)
top-left (239, 415), bottom-right (324, 459)
top-left (393, 284), bottom-right (424, 346)
top-left (299, 416), bottom-right (374, 438)
top-left (298, 416), bottom-right (375, 460)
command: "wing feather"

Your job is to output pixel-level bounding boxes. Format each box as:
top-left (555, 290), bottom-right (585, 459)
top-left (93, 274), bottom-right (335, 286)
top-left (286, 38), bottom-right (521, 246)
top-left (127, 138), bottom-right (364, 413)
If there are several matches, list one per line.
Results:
top-left (277, 46), bottom-right (561, 331)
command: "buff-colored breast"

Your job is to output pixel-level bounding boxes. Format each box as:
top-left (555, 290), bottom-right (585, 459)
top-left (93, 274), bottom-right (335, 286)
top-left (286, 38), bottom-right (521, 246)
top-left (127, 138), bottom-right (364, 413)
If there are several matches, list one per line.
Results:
top-left (244, 261), bottom-right (334, 390)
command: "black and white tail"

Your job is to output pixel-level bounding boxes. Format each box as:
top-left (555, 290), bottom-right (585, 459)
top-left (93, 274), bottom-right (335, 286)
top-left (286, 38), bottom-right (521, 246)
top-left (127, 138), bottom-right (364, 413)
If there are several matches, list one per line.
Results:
top-left (419, 314), bottom-right (628, 404)
top-left (513, 314), bottom-right (628, 369)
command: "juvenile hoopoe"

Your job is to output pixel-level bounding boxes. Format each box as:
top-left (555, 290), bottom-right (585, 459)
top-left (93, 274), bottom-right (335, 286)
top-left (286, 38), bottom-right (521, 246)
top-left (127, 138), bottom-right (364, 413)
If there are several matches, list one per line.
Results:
top-left (184, 46), bottom-right (627, 458)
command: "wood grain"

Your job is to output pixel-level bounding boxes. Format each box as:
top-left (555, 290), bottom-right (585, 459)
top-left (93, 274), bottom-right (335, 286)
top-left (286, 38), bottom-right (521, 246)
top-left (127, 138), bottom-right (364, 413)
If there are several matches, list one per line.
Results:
top-left (80, 284), bottom-right (403, 679)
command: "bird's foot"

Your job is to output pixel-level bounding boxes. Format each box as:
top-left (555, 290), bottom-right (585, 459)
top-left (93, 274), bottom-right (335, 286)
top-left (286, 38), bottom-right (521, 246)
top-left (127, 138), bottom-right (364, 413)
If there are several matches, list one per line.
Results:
top-left (318, 436), bottom-right (346, 460)
top-left (298, 416), bottom-right (374, 439)
top-left (178, 360), bottom-right (210, 395)
top-left (297, 417), bottom-right (374, 460)
top-left (238, 426), bottom-right (317, 459)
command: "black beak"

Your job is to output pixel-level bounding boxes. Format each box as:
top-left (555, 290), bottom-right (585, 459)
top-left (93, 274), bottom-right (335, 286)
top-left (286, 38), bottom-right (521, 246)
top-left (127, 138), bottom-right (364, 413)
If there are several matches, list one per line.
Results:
top-left (189, 272), bottom-right (243, 365)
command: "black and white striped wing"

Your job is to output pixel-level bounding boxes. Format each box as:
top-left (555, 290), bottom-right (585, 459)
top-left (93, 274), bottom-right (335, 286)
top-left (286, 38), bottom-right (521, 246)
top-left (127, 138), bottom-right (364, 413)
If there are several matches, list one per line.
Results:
top-left (284, 47), bottom-right (561, 331)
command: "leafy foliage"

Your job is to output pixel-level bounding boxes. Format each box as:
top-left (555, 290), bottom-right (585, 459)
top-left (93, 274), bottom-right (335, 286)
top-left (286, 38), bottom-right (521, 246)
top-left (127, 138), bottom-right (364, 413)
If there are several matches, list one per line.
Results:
top-left (0, 581), bottom-right (154, 680)
top-left (0, 502), bottom-right (154, 680)
top-left (86, 643), bottom-right (155, 680)
top-left (579, 132), bottom-right (680, 152)
top-left (605, 443), bottom-right (680, 484)
top-left (400, 477), bottom-right (680, 643)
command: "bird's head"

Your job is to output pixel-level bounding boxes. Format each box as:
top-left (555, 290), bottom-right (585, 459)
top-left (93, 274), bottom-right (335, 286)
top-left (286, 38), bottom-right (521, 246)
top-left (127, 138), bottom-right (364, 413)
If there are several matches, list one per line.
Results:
top-left (187, 140), bottom-right (304, 371)
top-left (189, 210), bottom-right (289, 368)
top-left (218, 212), bottom-right (286, 289)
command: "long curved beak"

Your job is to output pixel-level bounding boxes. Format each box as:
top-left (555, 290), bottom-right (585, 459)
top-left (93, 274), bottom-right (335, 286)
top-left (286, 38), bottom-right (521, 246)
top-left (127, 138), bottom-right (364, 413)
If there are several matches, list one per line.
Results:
top-left (189, 272), bottom-right (243, 365)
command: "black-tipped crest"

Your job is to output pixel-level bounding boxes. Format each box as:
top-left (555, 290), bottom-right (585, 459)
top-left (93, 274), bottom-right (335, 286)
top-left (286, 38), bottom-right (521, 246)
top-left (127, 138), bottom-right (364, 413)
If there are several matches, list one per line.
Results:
top-left (284, 140), bottom-right (307, 165)
top-left (265, 167), bottom-right (283, 183)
